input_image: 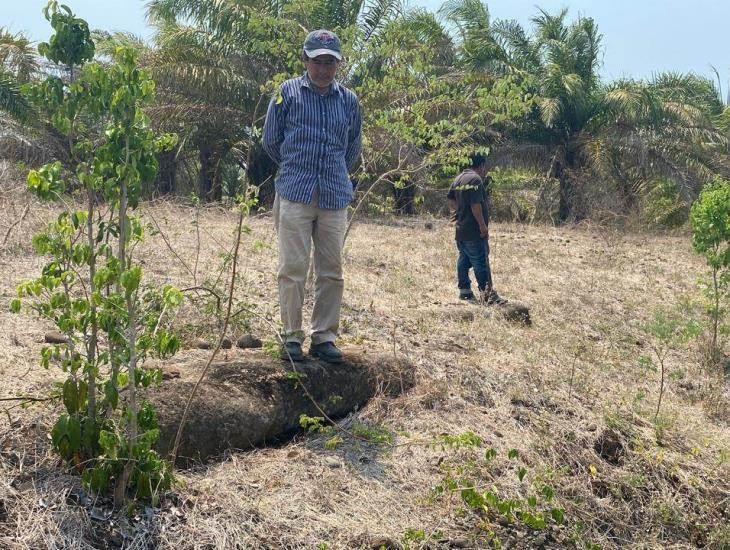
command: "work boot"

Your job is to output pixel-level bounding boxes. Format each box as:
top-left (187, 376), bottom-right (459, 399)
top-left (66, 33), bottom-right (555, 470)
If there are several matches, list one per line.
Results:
top-left (282, 341), bottom-right (304, 362)
top-left (481, 288), bottom-right (507, 306)
top-left (309, 341), bottom-right (343, 363)
top-left (459, 290), bottom-right (475, 301)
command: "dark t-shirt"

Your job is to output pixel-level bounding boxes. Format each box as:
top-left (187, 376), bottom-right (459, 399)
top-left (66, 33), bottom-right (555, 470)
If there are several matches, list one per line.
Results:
top-left (447, 169), bottom-right (489, 241)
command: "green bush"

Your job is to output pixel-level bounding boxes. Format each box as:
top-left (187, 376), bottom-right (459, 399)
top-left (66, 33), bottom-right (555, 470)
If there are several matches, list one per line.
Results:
top-left (690, 178), bottom-right (730, 358)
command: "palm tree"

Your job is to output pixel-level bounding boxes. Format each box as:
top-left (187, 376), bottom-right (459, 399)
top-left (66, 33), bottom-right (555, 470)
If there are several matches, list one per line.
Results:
top-left (0, 30), bottom-right (39, 164)
top-left (0, 29), bottom-right (37, 122)
top-left (443, 3), bottom-right (726, 221)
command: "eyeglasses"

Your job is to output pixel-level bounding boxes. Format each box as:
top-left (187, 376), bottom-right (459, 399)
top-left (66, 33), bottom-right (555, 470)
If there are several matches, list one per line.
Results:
top-left (309, 58), bottom-right (339, 67)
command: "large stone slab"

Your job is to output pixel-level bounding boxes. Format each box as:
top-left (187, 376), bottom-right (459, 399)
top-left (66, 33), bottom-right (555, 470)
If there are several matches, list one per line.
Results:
top-left (150, 348), bottom-right (414, 464)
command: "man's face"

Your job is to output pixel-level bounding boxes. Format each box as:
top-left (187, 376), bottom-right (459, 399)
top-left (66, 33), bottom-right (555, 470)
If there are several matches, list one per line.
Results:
top-left (304, 54), bottom-right (340, 89)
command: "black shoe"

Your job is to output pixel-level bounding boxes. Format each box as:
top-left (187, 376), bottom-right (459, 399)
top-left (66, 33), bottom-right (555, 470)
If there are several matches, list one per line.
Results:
top-left (282, 341), bottom-right (304, 362)
top-left (483, 289), bottom-right (507, 306)
top-left (459, 291), bottom-right (475, 301)
top-left (309, 341), bottom-right (343, 363)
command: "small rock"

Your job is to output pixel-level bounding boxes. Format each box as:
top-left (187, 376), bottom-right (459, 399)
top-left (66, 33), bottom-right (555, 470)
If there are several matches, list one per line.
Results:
top-left (193, 338), bottom-right (212, 350)
top-left (162, 367), bottom-right (181, 381)
top-left (424, 222), bottom-right (434, 230)
top-left (325, 457), bottom-right (342, 469)
top-left (221, 337), bottom-right (232, 350)
top-left (45, 331), bottom-right (67, 344)
top-left (586, 424), bottom-right (598, 432)
top-left (237, 334), bottom-right (262, 349)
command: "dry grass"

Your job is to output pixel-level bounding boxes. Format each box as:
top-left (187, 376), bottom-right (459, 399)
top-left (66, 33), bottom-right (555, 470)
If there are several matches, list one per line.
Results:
top-left (0, 175), bottom-right (728, 548)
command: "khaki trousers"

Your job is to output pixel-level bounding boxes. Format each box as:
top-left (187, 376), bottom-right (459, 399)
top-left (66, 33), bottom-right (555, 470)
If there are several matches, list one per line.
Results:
top-left (274, 195), bottom-right (347, 345)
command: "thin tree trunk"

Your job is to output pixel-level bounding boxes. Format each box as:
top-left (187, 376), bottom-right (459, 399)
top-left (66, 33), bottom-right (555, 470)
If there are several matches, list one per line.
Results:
top-left (114, 138), bottom-right (137, 508)
top-left (558, 172), bottom-right (572, 223)
top-left (198, 147), bottom-right (214, 201)
top-left (655, 351), bottom-right (666, 420)
top-left (712, 268), bottom-right (719, 355)
top-left (86, 187), bottom-right (97, 424)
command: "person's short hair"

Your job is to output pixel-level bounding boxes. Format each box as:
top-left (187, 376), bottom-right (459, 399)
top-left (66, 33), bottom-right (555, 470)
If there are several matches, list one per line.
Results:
top-left (470, 153), bottom-right (487, 168)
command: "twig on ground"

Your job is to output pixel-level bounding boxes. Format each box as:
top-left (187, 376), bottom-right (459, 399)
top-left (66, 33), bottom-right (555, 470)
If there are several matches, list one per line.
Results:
top-left (2, 202), bottom-right (31, 246)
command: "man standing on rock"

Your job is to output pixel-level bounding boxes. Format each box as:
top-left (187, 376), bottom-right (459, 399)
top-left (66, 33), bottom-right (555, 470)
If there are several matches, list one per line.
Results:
top-left (447, 153), bottom-right (506, 305)
top-left (263, 29), bottom-right (362, 363)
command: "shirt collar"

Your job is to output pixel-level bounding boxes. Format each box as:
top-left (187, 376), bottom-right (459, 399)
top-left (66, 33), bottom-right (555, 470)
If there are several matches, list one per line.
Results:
top-left (300, 72), bottom-right (341, 95)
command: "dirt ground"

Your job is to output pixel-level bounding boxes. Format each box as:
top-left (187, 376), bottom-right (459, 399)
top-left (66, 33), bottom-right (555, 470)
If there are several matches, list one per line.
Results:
top-left (0, 179), bottom-right (728, 548)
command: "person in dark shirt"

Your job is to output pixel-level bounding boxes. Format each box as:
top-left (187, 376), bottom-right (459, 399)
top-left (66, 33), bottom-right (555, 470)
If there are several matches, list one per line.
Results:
top-left (447, 153), bottom-right (506, 304)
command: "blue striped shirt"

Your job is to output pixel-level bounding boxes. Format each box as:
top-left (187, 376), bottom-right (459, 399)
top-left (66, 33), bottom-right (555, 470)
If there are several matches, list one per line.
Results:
top-left (262, 73), bottom-right (362, 210)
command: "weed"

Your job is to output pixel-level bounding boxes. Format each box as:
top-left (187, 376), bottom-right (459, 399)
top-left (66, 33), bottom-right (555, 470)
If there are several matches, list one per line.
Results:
top-left (641, 309), bottom-right (701, 419)
top-left (263, 339), bottom-right (282, 359)
top-left (432, 440), bottom-right (565, 539)
top-left (324, 436), bottom-right (343, 450)
top-left (402, 528), bottom-right (426, 547)
top-left (352, 422), bottom-right (393, 445)
top-left (298, 414), bottom-right (332, 435)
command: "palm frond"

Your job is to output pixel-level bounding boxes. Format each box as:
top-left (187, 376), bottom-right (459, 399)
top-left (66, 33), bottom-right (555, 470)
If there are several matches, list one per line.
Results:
top-left (0, 28), bottom-right (40, 83)
top-left (0, 71), bottom-right (33, 123)
top-left (538, 96), bottom-right (561, 127)
top-left (359, 0), bottom-right (403, 43)
top-left (530, 8), bottom-right (569, 43)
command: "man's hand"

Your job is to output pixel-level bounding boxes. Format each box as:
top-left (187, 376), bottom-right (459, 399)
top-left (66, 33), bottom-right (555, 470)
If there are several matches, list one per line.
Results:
top-left (448, 198), bottom-right (457, 223)
top-left (471, 202), bottom-right (488, 239)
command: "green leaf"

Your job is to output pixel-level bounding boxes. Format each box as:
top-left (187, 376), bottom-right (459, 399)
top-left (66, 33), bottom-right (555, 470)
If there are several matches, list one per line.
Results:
top-left (162, 285), bottom-right (183, 308)
top-left (520, 511), bottom-right (546, 530)
top-left (10, 298), bottom-right (21, 313)
top-left (460, 487), bottom-right (485, 509)
top-left (551, 507), bottom-right (565, 524)
top-left (83, 465), bottom-right (110, 492)
top-left (62, 378), bottom-right (79, 414)
top-left (99, 430), bottom-right (119, 460)
top-left (66, 416), bottom-right (82, 454)
top-left (517, 466), bottom-right (527, 482)
top-left (508, 449), bottom-right (519, 460)
top-left (120, 266), bottom-right (142, 294)
top-left (104, 380), bottom-right (118, 410)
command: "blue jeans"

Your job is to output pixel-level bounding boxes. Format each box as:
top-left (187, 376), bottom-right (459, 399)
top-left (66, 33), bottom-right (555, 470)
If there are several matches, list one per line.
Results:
top-left (456, 239), bottom-right (493, 294)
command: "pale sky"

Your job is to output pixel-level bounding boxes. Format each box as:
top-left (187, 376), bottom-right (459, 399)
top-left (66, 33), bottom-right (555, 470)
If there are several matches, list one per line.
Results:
top-left (3, 0), bottom-right (729, 89)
